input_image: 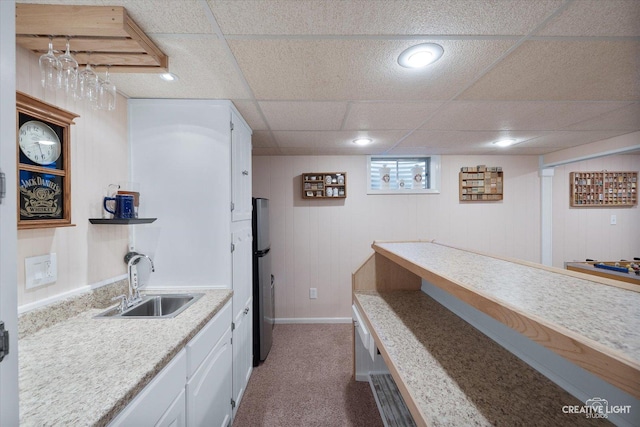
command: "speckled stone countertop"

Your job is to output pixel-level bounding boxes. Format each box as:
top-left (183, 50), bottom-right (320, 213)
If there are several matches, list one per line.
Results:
top-left (374, 241), bottom-right (640, 366)
top-left (354, 291), bottom-right (609, 426)
top-left (19, 288), bottom-right (232, 427)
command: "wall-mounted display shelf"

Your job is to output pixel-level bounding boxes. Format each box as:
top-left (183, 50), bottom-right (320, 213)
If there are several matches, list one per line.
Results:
top-left (459, 166), bottom-right (503, 201)
top-left (570, 171), bottom-right (637, 207)
top-left (302, 173), bottom-right (347, 199)
top-left (89, 218), bottom-right (157, 225)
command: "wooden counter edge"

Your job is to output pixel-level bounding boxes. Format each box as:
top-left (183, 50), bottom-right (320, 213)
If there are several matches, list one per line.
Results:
top-left (371, 242), bottom-right (640, 400)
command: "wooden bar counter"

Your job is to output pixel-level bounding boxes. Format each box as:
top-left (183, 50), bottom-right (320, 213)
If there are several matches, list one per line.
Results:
top-left (352, 241), bottom-right (640, 426)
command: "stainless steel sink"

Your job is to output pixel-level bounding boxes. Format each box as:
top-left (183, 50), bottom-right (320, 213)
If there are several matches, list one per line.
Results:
top-left (95, 293), bottom-right (204, 319)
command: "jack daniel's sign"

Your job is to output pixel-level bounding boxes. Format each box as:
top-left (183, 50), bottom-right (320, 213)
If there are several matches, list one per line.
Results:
top-left (19, 174), bottom-right (63, 218)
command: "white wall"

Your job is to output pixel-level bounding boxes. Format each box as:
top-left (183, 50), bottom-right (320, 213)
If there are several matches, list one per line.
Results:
top-left (252, 154), bottom-right (541, 320)
top-left (16, 46), bottom-right (130, 307)
top-left (552, 154), bottom-right (640, 266)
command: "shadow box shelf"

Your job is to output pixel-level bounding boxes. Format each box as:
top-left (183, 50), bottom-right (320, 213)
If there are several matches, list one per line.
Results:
top-left (302, 173), bottom-right (347, 199)
top-left (570, 171), bottom-right (637, 207)
top-left (459, 166), bottom-right (503, 201)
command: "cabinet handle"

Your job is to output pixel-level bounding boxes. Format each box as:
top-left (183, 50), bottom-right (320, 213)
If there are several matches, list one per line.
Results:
top-left (244, 307), bottom-right (250, 315)
top-left (242, 170), bottom-right (249, 176)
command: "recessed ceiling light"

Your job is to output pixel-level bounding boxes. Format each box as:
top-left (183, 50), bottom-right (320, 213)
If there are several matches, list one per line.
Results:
top-left (493, 138), bottom-right (516, 147)
top-left (160, 72), bottom-right (178, 82)
top-left (398, 43), bottom-right (444, 68)
top-left (353, 138), bottom-right (372, 146)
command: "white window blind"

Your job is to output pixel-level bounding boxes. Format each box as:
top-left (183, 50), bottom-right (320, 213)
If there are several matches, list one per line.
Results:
top-left (367, 155), bottom-right (441, 194)
top-left (370, 157), bottom-right (429, 190)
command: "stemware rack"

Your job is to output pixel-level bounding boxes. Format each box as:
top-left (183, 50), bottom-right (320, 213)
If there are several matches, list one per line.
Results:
top-left (15, 4), bottom-right (167, 73)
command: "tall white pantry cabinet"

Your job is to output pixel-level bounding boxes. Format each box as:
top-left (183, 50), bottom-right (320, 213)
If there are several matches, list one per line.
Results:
top-left (129, 99), bottom-right (253, 423)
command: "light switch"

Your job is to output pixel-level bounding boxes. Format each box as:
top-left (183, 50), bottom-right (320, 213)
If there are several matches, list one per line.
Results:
top-left (25, 253), bottom-right (57, 289)
top-left (610, 215), bottom-right (617, 225)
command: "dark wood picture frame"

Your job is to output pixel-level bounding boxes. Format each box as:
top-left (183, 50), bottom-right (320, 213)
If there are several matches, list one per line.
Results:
top-left (16, 91), bottom-right (78, 230)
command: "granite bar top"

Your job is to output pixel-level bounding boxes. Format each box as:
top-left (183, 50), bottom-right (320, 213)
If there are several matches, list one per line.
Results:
top-left (374, 241), bottom-right (640, 371)
top-left (354, 290), bottom-right (609, 427)
top-left (19, 288), bottom-right (232, 427)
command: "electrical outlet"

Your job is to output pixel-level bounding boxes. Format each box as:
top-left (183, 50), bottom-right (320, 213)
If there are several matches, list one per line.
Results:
top-left (309, 288), bottom-right (318, 299)
top-left (610, 215), bottom-right (617, 225)
top-left (25, 253), bottom-right (57, 289)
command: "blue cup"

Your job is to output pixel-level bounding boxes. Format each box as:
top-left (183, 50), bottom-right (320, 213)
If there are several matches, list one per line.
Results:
top-left (104, 194), bottom-right (135, 219)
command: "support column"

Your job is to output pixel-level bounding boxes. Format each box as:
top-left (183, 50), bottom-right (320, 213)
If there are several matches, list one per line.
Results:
top-left (539, 168), bottom-right (554, 266)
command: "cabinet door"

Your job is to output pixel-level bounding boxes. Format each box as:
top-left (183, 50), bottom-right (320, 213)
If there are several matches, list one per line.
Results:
top-left (186, 328), bottom-right (232, 427)
top-left (232, 225), bottom-right (252, 317)
top-left (231, 110), bottom-right (252, 222)
top-left (232, 301), bottom-right (253, 417)
top-left (156, 389), bottom-right (186, 427)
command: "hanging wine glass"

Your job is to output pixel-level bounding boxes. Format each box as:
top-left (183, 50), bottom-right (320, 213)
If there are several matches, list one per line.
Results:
top-left (77, 53), bottom-right (99, 105)
top-left (98, 65), bottom-right (117, 111)
top-left (58, 37), bottom-right (78, 96)
top-left (39, 36), bottom-right (61, 89)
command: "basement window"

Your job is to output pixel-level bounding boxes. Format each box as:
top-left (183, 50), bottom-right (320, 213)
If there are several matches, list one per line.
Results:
top-left (367, 155), bottom-right (441, 194)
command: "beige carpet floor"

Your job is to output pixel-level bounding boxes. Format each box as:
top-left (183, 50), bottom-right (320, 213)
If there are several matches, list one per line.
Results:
top-left (233, 324), bottom-right (384, 427)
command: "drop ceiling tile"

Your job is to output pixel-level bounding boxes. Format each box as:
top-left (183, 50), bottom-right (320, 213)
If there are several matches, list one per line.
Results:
top-left (421, 101), bottom-right (632, 131)
top-left (494, 146), bottom-right (551, 155)
top-left (278, 146), bottom-right (393, 156)
top-left (210, 0), bottom-right (561, 35)
top-left (272, 130), bottom-right (404, 150)
top-left (387, 146), bottom-right (496, 155)
top-left (259, 101), bottom-right (348, 131)
top-left (343, 102), bottom-right (443, 130)
top-left (395, 130), bottom-right (539, 151)
top-left (458, 40), bottom-right (640, 101)
top-left (19, 0), bottom-right (216, 34)
top-left (233, 101), bottom-right (268, 130)
top-left (253, 147), bottom-right (283, 156)
top-left (252, 130), bottom-right (278, 148)
top-left (563, 103), bottom-right (640, 131)
top-left (229, 39), bottom-right (515, 101)
top-left (537, 0), bottom-right (640, 37)
top-left (111, 37), bottom-right (250, 99)
top-left (516, 130), bottom-right (633, 149)
top-left (100, 0), bottom-right (216, 34)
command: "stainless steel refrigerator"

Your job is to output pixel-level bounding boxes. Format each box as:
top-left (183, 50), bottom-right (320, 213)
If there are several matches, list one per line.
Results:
top-left (252, 198), bottom-right (274, 366)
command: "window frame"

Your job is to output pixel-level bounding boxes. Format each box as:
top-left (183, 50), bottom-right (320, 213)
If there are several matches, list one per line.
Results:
top-left (366, 155), bottom-right (441, 195)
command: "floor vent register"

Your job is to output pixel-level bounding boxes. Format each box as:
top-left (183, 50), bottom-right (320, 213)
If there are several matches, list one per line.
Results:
top-left (369, 374), bottom-right (417, 427)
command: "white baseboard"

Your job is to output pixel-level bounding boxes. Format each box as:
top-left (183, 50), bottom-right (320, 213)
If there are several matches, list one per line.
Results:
top-left (275, 317), bottom-right (352, 324)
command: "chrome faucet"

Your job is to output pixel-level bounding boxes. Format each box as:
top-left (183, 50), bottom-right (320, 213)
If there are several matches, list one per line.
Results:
top-left (116, 252), bottom-right (155, 311)
top-left (128, 253), bottom-right (155, 306)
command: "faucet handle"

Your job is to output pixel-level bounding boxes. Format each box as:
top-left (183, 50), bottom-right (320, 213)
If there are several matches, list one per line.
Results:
top-left (111, 294), bottom-right (128, 312)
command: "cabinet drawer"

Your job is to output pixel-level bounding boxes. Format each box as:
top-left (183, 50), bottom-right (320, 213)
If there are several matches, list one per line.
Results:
top-left (109, 349), bottom-right (187, 427)
top-left (352, 304), bottom-right (376, 361)
top-left (187, 300), bottom-right (232, 378)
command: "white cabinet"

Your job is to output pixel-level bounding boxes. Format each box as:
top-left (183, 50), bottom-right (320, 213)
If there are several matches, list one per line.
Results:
top-left (186, 328), bottom-right (232, 427)
top-left (109, 350), bottom-right (187, 427)
top-left (156, 389), bottom-right (186, 427)
top-left (130, 99), bottom-right (252, 289)
top-left (231, 110), bottom-right (252, 222)
top-left (232, 226), bottom-right (252, 317)
top-left (186, 301), bottom-right (232, 427)
top-left (110, 301), bottom-right (234, 427)
top-left (232, 301), bottom-right (252, 417)
top-left (231, 223), bottom-right (253, 417)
